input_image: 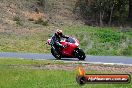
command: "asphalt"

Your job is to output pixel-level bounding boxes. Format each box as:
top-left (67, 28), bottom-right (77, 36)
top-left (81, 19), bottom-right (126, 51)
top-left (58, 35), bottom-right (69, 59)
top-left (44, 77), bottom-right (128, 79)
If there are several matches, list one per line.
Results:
top-left (0, 52), bottom-right (132, 65)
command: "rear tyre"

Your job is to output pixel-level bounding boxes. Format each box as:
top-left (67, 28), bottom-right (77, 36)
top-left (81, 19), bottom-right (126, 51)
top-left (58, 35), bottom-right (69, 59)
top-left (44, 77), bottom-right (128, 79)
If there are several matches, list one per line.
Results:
top-left (51, 48), bottom-right (61, 60)
top-left (74, 48), bottom-right (86, 60)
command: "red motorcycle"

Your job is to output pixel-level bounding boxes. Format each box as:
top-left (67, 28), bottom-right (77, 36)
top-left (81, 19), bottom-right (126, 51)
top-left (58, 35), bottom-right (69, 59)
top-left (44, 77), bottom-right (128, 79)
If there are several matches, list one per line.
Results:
top-left (47, 37), bottom-right (86, 60)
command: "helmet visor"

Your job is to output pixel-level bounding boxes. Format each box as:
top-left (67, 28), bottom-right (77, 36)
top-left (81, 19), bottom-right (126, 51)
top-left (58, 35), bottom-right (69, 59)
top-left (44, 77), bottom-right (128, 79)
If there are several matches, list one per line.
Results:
top-left (58, 32), bottom-right (62, 36)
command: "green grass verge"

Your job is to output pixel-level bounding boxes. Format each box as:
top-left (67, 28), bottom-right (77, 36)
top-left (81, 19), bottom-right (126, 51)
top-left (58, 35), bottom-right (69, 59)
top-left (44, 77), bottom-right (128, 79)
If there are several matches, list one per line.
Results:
top-left (64, 25), bottom-right (132, 56)
top-left (0, 25), bottom-right (131, 56)
top-left (0, 58), bottom-right (132, 88)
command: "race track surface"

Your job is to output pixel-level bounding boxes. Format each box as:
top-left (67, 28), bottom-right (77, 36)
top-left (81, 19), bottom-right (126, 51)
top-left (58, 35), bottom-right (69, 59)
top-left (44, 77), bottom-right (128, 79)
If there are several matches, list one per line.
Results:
top-left (0, 52), bottom-right (132, 66)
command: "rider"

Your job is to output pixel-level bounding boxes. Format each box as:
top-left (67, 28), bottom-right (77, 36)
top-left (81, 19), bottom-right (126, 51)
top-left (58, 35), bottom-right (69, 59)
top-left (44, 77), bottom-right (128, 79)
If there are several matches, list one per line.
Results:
top-left (51, 29), bottom-right (69, 54)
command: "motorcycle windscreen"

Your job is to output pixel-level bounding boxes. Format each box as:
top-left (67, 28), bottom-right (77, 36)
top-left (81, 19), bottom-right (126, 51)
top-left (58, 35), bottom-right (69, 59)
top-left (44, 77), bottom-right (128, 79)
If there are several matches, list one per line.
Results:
top-left (66, 37), bottom-right (75, 43)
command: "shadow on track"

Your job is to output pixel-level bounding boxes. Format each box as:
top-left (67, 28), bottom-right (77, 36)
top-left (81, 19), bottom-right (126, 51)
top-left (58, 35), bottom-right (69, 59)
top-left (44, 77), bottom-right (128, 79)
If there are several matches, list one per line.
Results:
top-left (50, 58), bottom-right (80, 61)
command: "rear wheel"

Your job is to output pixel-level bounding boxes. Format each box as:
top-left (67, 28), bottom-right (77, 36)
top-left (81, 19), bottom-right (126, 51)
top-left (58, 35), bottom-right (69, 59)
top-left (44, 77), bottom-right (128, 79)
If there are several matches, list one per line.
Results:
top-left (51, 48), bottom-right (61, 60)
top-left (74, 48), bottom-right (86, 60)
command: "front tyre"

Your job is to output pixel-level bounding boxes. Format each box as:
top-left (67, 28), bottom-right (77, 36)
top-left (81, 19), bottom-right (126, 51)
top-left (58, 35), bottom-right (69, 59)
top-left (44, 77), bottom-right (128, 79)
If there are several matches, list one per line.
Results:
top-left (51, 48), bottom-right (61, 60)
top-left (74, 48), bottom-right (86, 60)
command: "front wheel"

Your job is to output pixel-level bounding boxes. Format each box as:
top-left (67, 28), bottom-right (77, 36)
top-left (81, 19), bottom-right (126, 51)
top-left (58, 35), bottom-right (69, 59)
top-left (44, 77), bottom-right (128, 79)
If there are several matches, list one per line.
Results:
top-left (74, 48), bottom-right (86, 60)
top-left (51, 48), bottom-right (61, 60)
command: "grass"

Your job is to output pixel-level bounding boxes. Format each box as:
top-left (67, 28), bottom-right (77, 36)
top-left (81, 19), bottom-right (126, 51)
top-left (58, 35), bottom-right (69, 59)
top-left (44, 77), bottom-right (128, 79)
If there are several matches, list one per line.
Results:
top-left (13, 16), bottom-right (23, 26)
top-left (63, 25), bottom-right (132, 56)
top-left (0, 58), bottom-right (132, 88)
top-left (0, 0), bottom-right (131, 56)
top-left (0, 58), bottom-right (65, 66)
top-left (0, 32), bottom-right (50, 53)
top-left (0, 25), bottom-right (131, 56)
top-left (34, 18), bottom-right (48, 26)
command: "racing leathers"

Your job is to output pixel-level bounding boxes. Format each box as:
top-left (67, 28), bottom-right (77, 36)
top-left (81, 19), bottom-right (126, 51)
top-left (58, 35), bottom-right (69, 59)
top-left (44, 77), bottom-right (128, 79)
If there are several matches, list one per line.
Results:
top-left (50, 33), bottom-right (69, 54)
